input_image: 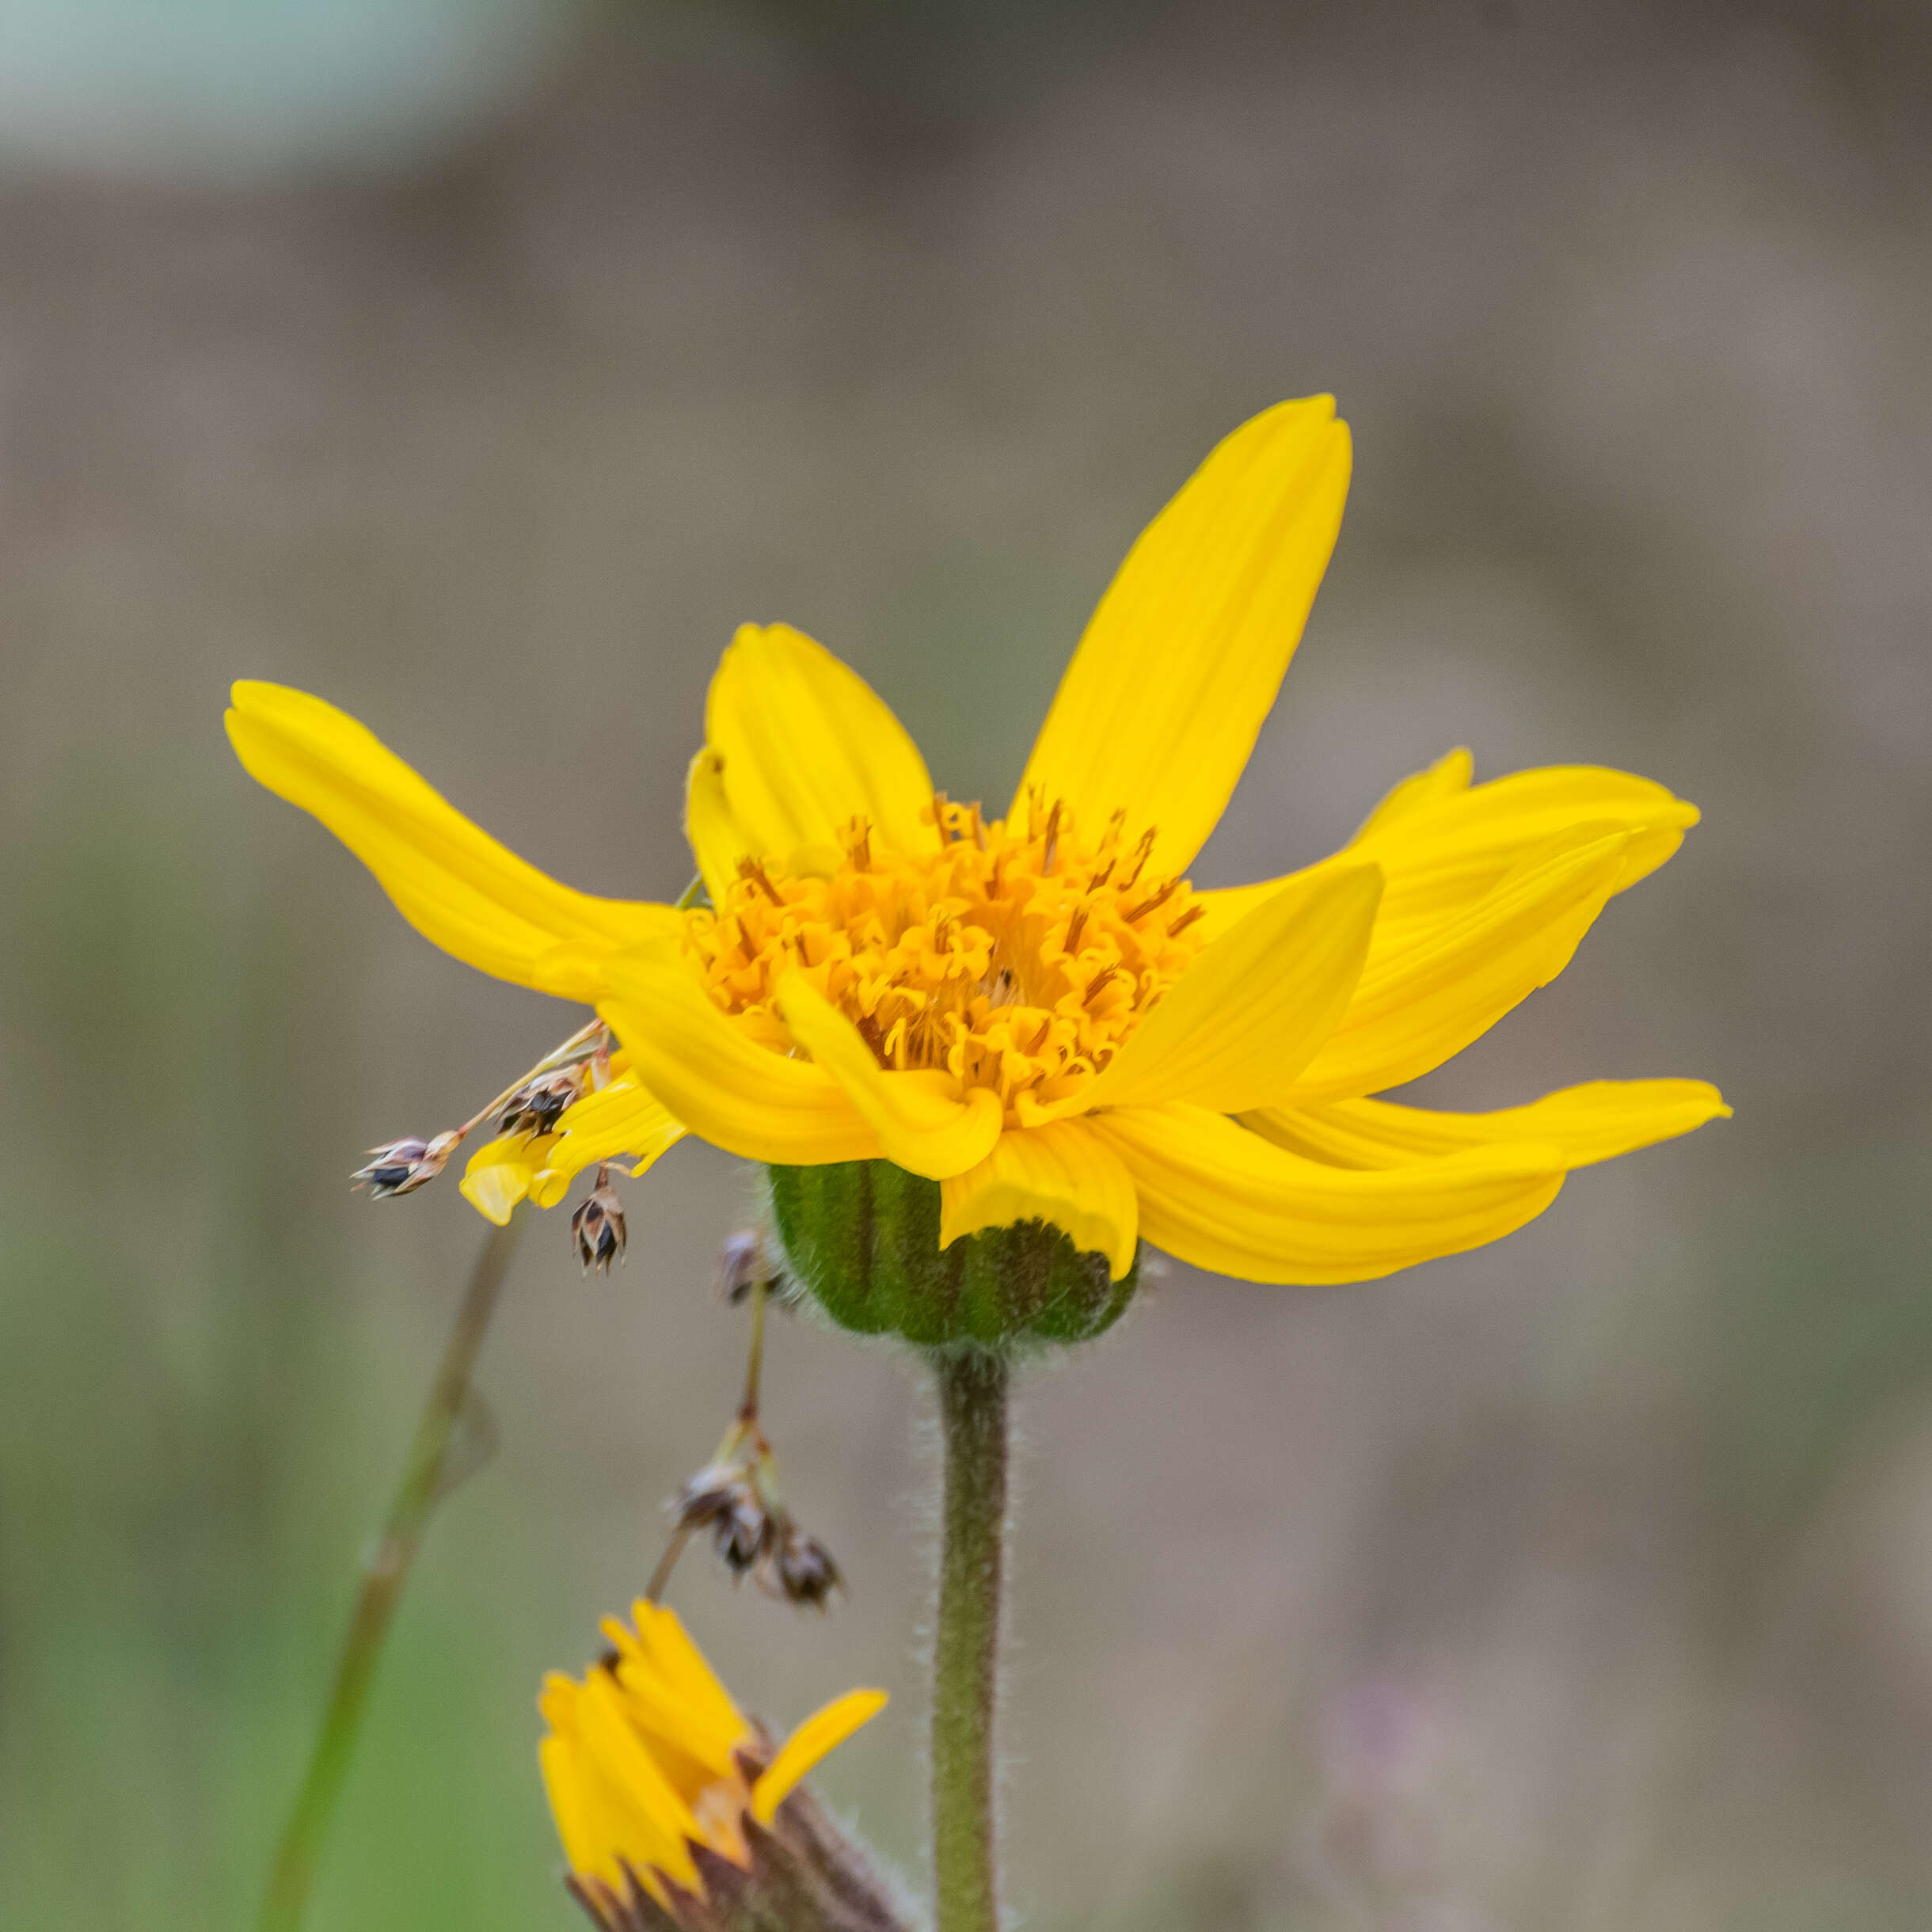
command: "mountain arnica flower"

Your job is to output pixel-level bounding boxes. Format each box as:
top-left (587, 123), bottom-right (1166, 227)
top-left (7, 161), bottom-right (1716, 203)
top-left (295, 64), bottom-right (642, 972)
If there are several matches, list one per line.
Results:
top-left (232, 394), bottom-right (1729, 1932)
top-left (226, 395), bottom-right (1725, 1343)
top-left (540, 1601), bottom-right (897, 1932)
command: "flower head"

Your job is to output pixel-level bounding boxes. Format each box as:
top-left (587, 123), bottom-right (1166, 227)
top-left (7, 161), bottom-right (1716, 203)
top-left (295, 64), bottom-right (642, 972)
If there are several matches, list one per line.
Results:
top-left (228, 396), bottom-right (1727, 1322)
top-left (538, 1600), bottom-right (886, 1922)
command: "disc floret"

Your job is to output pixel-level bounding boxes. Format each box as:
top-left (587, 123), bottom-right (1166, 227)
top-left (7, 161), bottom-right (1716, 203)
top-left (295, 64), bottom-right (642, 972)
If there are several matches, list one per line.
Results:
top-left (683, 794), bottom-right (1208, 1125)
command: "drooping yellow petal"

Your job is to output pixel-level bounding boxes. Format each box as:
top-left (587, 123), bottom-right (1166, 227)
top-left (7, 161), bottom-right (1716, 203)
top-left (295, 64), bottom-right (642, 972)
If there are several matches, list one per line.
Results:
top-left (1092, 1105), bottom-right (1565, 1284)
top-left (525, 1078), bottom-right (686, 1209)
top-left (1082, 863), bottom-right (1382, 1113)
top-left (775, 973), bottom-right (1002, 1180)
top-left (704, 624), bottom-right (935, 865)
top-left (456, 1083), bottom-right (683, 1221)
top-left (1245, 1078), bottom-right (1731, 1170)
top-left (938, 1120), bottom-right (1139, 1280)
top-left (1285, 827), bottom-right (1633, 1104)
top-left (1014, 397), bottom-right (1352, 877)
top-left (458, 1131), bottom-right (554, 1224)
top-left (684, 747), bottom-right (745, 909)
top-left (599, 945), bottom-right (882, 1166)
top-left (1195, 759), bottom-right (1697, 950)
top-left (226, 682), bottom-right (678, 998)
top-left (750, 1689), bottom-right (889, 1825)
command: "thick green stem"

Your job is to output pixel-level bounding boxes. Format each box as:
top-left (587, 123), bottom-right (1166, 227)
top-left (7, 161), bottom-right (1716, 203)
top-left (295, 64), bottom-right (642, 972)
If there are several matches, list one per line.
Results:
top-left (257, 1214), bottom-right (523, 1932)
top-left (930, 1348), bottom-right (1010, 1932)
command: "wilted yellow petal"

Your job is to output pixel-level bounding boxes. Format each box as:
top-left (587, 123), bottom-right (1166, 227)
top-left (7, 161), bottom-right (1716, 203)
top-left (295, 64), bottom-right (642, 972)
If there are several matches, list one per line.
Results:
top-left (1014, 397), bottom-right (1351, 877)
top-left (1092, 1105), bottom-right (1565, 1284)
top-left (527, 1078), bottom-right (686, 1209)
top-left (458, 1131), bottom-right (550, 1225)
top-left (938, 1121), bottom-right (1139, 1280)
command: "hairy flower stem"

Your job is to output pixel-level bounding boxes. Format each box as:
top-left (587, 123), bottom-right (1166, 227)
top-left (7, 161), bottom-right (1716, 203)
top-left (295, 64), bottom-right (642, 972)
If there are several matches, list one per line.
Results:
top-left (257, 1214), bottom-right (523, 1932)
top-left (930, 1348), bottom-right (1010, 1932)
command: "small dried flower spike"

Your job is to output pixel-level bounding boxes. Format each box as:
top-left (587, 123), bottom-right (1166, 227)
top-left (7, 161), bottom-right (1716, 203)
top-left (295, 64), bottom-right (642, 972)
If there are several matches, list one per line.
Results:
top-left (350, 1129), bottom-right (458, 1199)
top-left (670, 1455), bottom-right (774, 1580)
top-left (774, 1527), bottom-right (842, 1610)
top-left (500, 1065), bottom-right (589, 1137)
top-left (572, 1166), bottom-right (627, 1274)
top-left (717, 1488), bottom-right (771, 1577)
top-left (672, 1462), bottom-right (750, 1531)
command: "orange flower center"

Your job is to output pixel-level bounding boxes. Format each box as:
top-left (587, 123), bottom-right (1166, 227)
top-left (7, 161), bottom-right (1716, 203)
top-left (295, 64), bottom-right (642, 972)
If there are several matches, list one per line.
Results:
top-left (684, 797), bottom-right (1209, 1123)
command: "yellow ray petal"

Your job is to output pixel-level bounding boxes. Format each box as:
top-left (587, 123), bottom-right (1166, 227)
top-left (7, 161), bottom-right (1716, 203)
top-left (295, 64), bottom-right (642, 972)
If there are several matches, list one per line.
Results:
top-left (458, 1131), bottom-right (554, 1224)
top-left (527, 1078), bottom-right (687, 1208)
top-left (1285, 827), bottom-right (1633, 1104)
top-left (1195, 759), bottom-right (1697, 949)
top-left (538, 1671), bottom-right (705, 1896)
top-left (1092, 1105), bottom-right (1565, 1284)
top-left (684, 747), bottom-right (745, 910)
top-left (538, 1731), bottom-right (603, 1885)
top-left (750, 1689), bottom-right (888, 1826)
top-left (1350, 746), bottom-right (1474, 839)
top-left (226, 682), bottom-right (677, 998)
top-left (1082, 863), bottom-right (1382, 1114)
top-left (938, 1120), bottom-right (1139, 1280)
top-left (775, 973), bottom-right (1002, 1180)
top-left (599, 945), bottom-right (882, 1166)
top-left (705, 624), bottom-right (935, 865)
top-left (460, 1081), bottom-right (686, 1222)
top-left (603, 1603), bottom-right (748, 1790)
top-left (573, 1668), bottom-right (704, 1890)
top-left (1013, 397), bottom-right (1351, 877)
top-left (1245, 1079), bottom-right (1731, 1170)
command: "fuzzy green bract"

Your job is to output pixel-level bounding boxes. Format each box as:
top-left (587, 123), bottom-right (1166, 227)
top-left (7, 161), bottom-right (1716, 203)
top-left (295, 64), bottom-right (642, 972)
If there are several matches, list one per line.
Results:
top-left (767, 1160), bottom-right (1138, 1348)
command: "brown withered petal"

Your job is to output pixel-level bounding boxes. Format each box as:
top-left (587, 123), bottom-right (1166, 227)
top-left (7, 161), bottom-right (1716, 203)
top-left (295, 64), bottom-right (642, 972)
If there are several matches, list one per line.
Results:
top-left (350, 1128), bottom-right (458, 1199)
top-left (572, 1169), bottom-right (627, 1275)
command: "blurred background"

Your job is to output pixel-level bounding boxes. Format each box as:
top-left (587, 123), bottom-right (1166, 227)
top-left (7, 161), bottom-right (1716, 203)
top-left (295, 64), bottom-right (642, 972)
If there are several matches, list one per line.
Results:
top-left (2, 0), bottom-right (1930, 1926)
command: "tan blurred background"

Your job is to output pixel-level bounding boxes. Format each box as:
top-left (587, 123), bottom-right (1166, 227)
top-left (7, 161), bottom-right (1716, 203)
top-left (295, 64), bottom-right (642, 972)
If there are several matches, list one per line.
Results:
top-left (3, 0), bottom-right (1930, 1926)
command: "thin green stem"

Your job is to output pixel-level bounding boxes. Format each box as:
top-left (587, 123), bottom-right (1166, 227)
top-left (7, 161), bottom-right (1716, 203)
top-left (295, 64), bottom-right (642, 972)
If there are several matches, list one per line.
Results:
top-left (930, 1348), bottom-right (1010, 1932)
top-left (740, 1273), bottom-right (769, 1419)
top-left (257, 1214), bottom-right (523, 1932)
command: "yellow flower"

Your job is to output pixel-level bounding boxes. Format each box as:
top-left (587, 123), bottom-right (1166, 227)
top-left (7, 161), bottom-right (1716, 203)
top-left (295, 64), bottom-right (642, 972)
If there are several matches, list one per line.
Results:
top-left (226, 396), bottom-right (1726, 1287)
top-left (538, 1599), bottom-right (885, 1912)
